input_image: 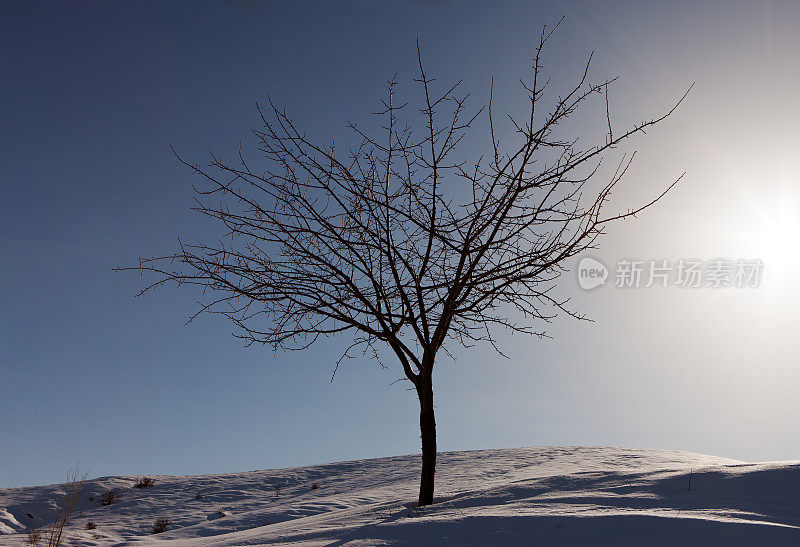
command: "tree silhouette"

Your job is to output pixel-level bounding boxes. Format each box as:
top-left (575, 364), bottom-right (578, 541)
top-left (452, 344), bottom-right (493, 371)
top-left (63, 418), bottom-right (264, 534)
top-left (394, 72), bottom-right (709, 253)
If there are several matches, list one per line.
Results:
top-left (120, 22), bottom-right (688, 506)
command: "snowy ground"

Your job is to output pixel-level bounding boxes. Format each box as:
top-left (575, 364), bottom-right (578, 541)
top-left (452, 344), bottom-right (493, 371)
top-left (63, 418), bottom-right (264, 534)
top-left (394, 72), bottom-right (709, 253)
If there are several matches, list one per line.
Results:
top-left (1, 447), bottom-right (799, 545)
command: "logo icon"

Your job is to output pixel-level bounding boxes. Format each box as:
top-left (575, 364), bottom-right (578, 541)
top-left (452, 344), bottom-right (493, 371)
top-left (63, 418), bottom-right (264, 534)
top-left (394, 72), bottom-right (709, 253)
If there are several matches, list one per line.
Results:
top-left (577, 256), bottom-right (608, 290)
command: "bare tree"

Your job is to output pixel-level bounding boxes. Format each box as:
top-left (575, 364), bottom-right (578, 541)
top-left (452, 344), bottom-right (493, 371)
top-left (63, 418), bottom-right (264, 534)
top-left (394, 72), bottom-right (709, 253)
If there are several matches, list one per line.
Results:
top-left (120, 23), bottom-right (688, 506)
top-left (46, 465), bottom-right (85, 547)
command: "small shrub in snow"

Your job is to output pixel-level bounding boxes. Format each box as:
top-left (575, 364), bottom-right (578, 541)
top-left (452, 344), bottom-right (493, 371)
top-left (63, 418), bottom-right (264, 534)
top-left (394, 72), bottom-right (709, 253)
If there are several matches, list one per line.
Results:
top-left (310, 481), bottom-right (321, 490)
top-left (47, 465), bottom-right (85, 547)
top-left (273, 484), bottom-right (282, 497)
top-left (151, 517), bottom-right (170, 534)
top-left (100, 489), bottom-right (121, 506)
top-left (194, 493), bottom-right (203, 500)
top-left (207, 509), bottom-right (228, 521)
top-left (85, 521), bottom-right (96, 530)
top-left (24, 530), bottom-right (41, 545)
top-left (135, 477), bottom-right (156, 488)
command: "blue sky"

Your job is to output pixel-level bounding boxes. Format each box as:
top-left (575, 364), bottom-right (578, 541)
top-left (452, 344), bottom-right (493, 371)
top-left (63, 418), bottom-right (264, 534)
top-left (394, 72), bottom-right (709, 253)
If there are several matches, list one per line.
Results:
top-left (2, 1), bottom-right (800, 488)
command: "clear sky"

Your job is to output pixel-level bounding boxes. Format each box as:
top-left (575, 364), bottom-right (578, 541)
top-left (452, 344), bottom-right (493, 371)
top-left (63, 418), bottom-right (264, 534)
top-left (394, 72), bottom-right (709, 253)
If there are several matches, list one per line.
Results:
top-left (2, 1), bottom-right (799, 488)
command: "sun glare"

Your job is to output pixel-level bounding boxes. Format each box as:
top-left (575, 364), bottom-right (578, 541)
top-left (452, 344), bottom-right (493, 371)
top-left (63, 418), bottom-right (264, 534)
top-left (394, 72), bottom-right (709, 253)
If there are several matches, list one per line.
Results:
top-left (742, 186), bottom-right (800, 288)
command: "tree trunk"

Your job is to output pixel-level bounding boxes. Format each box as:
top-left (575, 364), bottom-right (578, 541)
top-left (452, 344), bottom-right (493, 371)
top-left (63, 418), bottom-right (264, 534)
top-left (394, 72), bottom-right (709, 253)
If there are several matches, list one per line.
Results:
top-left (417, 374), bottom-right (437, 506)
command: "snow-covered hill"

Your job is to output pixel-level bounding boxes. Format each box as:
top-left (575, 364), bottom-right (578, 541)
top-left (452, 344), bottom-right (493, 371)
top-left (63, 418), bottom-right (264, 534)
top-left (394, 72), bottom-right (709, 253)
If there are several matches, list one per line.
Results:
top-left (1, 447), bottom-right (798, 545)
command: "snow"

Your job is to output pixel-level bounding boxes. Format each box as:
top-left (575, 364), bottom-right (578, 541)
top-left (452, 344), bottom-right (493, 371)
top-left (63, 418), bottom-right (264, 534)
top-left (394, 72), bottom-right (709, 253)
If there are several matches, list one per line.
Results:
top-left (1, 447), bottom-right (798, 545)
top-left (0, 509), bottom-right (25, 535)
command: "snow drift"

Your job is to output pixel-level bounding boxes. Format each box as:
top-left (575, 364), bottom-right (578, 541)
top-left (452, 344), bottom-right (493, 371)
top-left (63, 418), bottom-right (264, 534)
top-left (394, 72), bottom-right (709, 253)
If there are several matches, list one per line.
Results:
top-left (1, 447), bottom-right (798, 545)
